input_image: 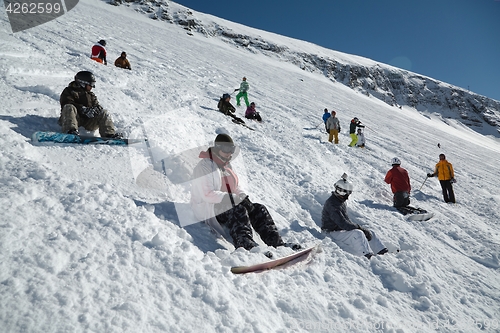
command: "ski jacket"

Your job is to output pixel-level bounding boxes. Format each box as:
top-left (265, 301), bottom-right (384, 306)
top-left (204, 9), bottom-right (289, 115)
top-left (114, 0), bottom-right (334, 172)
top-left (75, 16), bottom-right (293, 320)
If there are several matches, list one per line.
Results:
top-left (245, 105), bottom-right (257, 118)
top-left (190, 149), bottom-right (246, 222)
top-left (239, 81), bottom-right (249, 93)
top-left (217, 98), bottom-right (236, 115)
top-left (114, 57), bottom-right (131, 70)
top-left (326, 116), bottom-right (340, 131)
top-left (356, 133), bottom-right (366, 146)
top-left (349, 119), bottom-right (364, 134)
top-left (321, 193), bottom-right (359, 232)
top-left (91, 44), bottom-right (107, 64)
top-left (384, 166), bottom-right (411, 193)
top-left (60, 81), bottom-right (100, 113)
top-left (433, 160), bottom-right (454, 181)
top-left (322, 112), bottom-right (331, 123)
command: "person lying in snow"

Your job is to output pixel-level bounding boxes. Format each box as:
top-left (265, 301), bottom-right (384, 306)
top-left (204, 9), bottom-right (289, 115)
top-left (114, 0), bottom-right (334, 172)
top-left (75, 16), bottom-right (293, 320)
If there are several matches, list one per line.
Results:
top-left (321, 174), bottom-right (388, 259)
top-left (190, 134), bottom-right (300, 251)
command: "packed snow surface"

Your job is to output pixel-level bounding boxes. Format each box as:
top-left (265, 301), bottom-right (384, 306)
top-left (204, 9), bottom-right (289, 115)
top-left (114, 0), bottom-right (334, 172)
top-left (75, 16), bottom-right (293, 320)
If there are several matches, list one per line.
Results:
top-left (0, 1), bottom-right (499, 332)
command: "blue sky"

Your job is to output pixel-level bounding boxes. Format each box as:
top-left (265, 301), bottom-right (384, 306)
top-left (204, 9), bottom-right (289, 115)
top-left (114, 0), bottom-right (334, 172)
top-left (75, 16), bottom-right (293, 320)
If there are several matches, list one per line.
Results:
top-left (175, 0), bottom-right (500, 101)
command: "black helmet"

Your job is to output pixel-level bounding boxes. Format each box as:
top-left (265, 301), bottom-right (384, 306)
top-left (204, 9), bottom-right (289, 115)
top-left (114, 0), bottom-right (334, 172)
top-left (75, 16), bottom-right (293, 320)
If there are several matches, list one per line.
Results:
top-left (75, 71), bottom-right (96, 88)
top-left (98, 39), bottom-right (106, 46)
top-left (222, 93), bottom-right (231, 100)
top-left (214, 134), bottom-right (235, 154)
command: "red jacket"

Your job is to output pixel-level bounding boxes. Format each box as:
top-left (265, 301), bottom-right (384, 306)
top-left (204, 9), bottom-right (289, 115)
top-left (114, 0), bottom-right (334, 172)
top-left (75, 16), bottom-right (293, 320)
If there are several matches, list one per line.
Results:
top-left (384, 166), bottom-right (411, 193)
top-left (91, 44), bottom-right (107, 63)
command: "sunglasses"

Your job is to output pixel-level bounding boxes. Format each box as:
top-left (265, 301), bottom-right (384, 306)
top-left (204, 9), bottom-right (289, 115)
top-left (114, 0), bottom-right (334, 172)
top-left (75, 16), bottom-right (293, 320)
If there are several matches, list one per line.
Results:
top-left (216, 144), bottom-right (236, 154)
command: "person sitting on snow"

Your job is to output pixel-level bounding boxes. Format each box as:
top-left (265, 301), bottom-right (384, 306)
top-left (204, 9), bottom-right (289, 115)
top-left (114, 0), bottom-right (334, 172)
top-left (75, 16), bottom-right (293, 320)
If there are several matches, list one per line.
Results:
top-left (114, 51), bottom-right (131, 70)
top-left (217, 93), bottom-right (236, 116)
top-left (59, 71), bottom-right (121, 138)
top-left (91, 39), bottom-right (107, 65)
top-left (245, 102), bottom-right (262, 122)
top-left (355, 128), bottom-right (365, 148)
top-left (321, 173), bottom-right (388, 259)
top-left (190, 134), bottom-right (300, 251)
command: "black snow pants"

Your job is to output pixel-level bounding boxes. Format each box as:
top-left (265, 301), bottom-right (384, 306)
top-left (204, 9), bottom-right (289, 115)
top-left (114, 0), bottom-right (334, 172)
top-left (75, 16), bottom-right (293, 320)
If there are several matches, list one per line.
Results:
top-left (215, 202), bottom-right (284, 250)
top-left (439, 180), bottom-right (456, 203)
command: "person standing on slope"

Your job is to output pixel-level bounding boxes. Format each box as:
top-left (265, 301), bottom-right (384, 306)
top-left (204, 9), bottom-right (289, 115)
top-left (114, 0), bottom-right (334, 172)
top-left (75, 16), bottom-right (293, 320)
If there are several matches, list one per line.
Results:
top-left (322, 108), bottom-right (331, 133)
top-left (326, 110), bottom-right (341, 144)
top-left (384, 158), bottom-right (411, 211)
top-left (427, 154), bottom-right (456, 203)
top-left (190, 134), bottom-right (299, 251)
top-left (59, 71), bottom-right (121, 138)
top-left (348, 117), bottom-right (365, 147)
top-left (235, 77), bottom-right (250, 107)
top-left (321, 174), bottom-right (388, 259)
top-left (91, 39), bottom-right (107, 65)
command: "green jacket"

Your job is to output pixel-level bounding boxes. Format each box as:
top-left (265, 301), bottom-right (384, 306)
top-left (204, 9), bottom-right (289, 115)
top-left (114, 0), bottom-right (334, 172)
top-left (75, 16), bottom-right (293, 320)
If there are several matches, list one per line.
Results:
top-left (239, 81), bottom-right (249, 93)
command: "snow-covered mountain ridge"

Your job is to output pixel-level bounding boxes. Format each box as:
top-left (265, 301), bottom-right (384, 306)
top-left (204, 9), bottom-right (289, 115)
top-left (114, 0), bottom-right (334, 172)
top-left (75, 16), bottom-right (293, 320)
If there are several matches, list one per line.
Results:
top-left (109, 0), bottom-right (500, 135)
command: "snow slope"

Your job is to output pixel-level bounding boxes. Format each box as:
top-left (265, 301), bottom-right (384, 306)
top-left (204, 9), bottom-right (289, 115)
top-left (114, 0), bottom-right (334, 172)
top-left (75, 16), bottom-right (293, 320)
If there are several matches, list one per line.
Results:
top-left (1, 1), bottom-right (499, 332)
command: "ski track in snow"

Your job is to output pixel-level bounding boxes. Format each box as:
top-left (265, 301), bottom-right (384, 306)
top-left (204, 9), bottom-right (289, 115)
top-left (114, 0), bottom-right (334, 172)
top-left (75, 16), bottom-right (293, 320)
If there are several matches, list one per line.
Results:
top-left (1, 0), bottom-right (499, 332)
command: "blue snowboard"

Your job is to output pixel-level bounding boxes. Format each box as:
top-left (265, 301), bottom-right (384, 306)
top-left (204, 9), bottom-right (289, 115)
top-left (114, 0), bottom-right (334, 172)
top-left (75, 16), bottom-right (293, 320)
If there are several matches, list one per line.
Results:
top-left (32, 131), bottom-right (144, 146)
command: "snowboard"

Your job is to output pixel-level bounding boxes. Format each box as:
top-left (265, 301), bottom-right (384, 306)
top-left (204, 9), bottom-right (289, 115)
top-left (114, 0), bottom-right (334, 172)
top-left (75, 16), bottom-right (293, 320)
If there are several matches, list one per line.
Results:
top-left (231, 245), bottom-right (317, 274)
top-left (32, 131), bottom-right (144, 145)
top-left (396, 206), bottom-right (434, 221)
top-left (407, 212), bottom-right (435, 221)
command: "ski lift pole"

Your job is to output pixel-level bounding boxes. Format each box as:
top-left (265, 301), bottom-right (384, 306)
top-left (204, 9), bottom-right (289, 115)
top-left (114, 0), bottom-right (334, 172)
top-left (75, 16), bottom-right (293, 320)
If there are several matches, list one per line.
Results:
top-left (419, 176), bottom-right (429, 191)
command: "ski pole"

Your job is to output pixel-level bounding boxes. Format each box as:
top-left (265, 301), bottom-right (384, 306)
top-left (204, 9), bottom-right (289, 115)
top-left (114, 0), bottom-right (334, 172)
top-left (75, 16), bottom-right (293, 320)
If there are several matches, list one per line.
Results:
top-left (419, 176), bottom-right (429, 191)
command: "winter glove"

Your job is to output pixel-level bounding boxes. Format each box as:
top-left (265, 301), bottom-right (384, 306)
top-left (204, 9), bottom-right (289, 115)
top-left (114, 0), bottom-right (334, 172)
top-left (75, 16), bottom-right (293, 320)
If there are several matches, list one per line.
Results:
top-left (451, 178), bottom-right (456, 184)
top-left (239, 195), bottom-right (255, 214)
top-left (427, 173), bottom-right (434, 178)
top-left (81, 105), bottom-right (103, 118)
top-left (358, 226), bottom-right (372, 241)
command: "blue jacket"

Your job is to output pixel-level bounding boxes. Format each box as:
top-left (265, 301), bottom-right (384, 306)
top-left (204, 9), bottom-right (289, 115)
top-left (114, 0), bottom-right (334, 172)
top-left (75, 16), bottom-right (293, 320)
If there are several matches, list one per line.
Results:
top-left (323, 113), bottom-right (331, 123)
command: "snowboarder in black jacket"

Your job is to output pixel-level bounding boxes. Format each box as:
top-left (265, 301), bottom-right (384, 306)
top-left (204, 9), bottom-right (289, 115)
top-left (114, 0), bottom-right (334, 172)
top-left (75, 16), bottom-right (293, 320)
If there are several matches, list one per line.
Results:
top-left (321, 174), bottom-right (387, 258)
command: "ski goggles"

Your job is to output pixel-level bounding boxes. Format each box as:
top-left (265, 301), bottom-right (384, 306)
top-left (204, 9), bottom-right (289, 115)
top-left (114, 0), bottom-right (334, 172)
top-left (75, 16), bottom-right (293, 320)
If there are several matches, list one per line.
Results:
top-left (215, 143), bottom-right (236, 154)
top-left (336, 188), bottom-right (352, 196)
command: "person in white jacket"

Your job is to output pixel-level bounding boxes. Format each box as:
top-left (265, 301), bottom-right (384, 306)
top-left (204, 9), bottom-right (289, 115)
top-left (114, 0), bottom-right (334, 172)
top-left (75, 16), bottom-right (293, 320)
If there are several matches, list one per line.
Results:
top-left (190, 134), bottom-right (290, 250)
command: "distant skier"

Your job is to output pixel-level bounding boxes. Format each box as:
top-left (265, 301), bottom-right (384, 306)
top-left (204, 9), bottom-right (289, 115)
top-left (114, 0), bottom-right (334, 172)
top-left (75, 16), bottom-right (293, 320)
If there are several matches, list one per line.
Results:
top-left (384, 158), bottom-right (411, 210)
top-left (355, 128), bottom-right (365, 148)
top-left (114, 51), bottom-right (131, 70)
top-left (322, 108), bottom-right (331, 133)
top-left (321, 174), bottom-right (388, 259)
top-left (348, 117), bottom-right (364, 147)
top-left (235, 77), bottom-right (250, 107)
top-left (59, 71), bottom-right (121, 138)
top-left (91, 39), bottom-right (107, 65)
top-left (190, 134), bottom-right (299, 251)
top-left (427, 154), bottom-right (456, 203)
top-left (326, 110), bottom-right (341, 144)
top-left (245, 102), bottom-right (262, 122)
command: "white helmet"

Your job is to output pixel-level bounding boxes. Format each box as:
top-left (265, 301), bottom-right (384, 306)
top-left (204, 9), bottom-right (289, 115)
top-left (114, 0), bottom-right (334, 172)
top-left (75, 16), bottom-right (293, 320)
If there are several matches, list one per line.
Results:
top-left (334, 173), bottom-right (353, 199)
top-left (391, 157), bottom-right (401, 165)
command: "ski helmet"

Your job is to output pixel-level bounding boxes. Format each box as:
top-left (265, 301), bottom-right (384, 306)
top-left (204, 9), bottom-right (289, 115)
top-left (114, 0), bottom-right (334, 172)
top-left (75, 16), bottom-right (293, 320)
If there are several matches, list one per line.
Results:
top-left (98, 39), bottom-right (106, 46)
top-left (74, 71), bottom-right (96, 88)
top-left (391, 157), bottom-right (401, 165)
top-left (214, 133), bottom-right (235, 154)
top-left (222, 93), bottom-right (230, 100)
top-left (334, 173), bottom-right (353, 199)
